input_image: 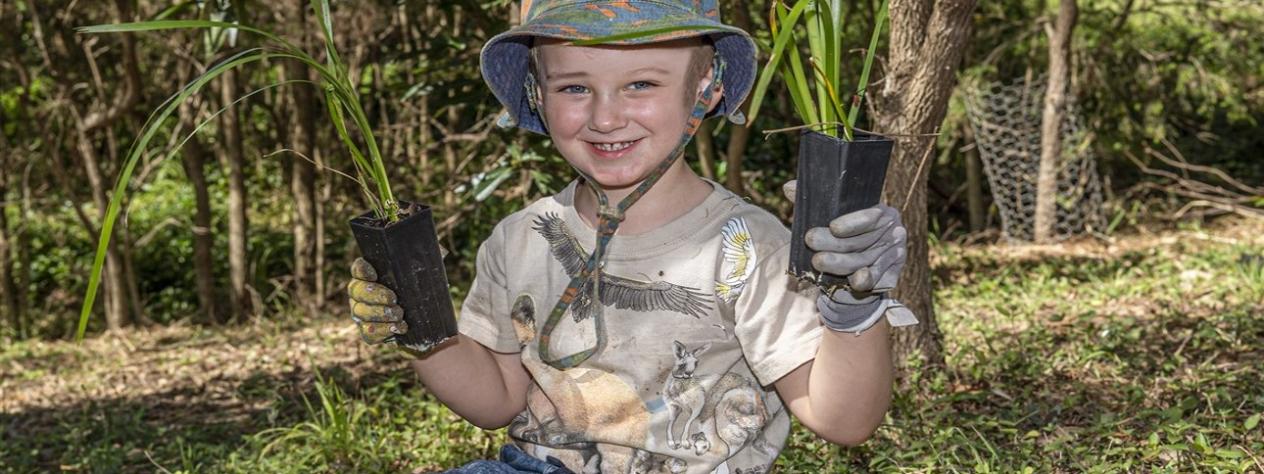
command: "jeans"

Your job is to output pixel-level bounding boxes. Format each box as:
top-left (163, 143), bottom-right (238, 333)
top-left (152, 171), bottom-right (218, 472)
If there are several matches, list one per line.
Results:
top-left (443, 445), bottom-right (575, 474)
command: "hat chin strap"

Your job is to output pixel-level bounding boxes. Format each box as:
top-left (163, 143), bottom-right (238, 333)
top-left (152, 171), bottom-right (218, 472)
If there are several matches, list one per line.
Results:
top-left (536, 57), bottom-right (726, 369)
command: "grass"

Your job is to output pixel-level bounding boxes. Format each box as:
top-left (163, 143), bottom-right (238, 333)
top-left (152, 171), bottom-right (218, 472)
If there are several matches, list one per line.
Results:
top-left (3, 218), bottom-right (1261, 472)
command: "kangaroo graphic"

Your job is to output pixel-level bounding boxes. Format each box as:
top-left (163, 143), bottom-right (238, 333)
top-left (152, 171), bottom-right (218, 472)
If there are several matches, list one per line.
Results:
top-left (662, 341), bottom-right (768, 454)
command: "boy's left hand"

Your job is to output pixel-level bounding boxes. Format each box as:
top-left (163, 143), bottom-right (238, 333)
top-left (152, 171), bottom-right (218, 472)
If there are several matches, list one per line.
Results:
top-left (783, 180), bottom-right (907, 294)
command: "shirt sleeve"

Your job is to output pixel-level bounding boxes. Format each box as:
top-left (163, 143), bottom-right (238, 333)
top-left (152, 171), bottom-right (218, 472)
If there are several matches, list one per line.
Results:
top-left (733, 241), bottom-right (823, 386)
top-left (457, 223), bottom-right (521, 353)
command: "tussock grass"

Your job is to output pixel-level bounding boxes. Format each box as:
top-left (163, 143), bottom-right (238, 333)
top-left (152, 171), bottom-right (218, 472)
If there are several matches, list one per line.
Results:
top-left (3, 218), bottom-right (1261, 472)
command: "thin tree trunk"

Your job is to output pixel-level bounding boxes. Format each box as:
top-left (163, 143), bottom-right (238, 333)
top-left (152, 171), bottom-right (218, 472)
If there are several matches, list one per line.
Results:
top-left (724, 118), bottom-right (751, 196)
top-left (964, 124), bottom-right (985, 232)
top-left (285, 0), bottom-right (320, 316)
top-left (218, 67), bottom-right (251, 322)
top-left (695, 121), bottom-right (716, 180)
top-left (74, 129), bottom-right (130, 331)
top-left (0, 144), bottom-right (19, 337)
top-left (874, 0), bottom-right (978, 372)
top-left (315, 146), bottom-right (328, 302)
top-left (724, 2), bottom-right (755, 196)
top-left (1034, 0), bottom-right (1077, 243)
top-left (179, 101), bottom-right (219, 324)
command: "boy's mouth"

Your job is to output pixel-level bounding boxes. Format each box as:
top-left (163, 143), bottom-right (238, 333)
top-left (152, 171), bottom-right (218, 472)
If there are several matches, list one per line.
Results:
top-left (588, 139), bottom-right (640, 156)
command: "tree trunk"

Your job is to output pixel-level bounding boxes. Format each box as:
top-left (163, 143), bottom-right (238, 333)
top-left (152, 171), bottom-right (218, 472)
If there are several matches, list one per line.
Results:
top-left (72, 127), bottom-right (131, 331)
top-left (724, 2), bottom-right (755, 196)
top-left (964, 124), bottom-right (985, 232)
top-left (694, 121), bottom-right (716, 180)
top-left (285, 0), bottom-right (320, 316)
top-left (218, 67), bottom-right (251, 322)
top-left (874, 0), bottom-right (978, 372)
top-left (179, 101), bottom-right (219, 324)
top-left (0, 148), bottom-right (20, 337)
top-left (1034, 0), bottom-right (1078, 243)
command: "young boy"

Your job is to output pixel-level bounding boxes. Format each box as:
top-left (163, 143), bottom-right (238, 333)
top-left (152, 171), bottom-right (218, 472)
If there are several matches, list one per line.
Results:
top-left (349, 1), bottom-right (916, 472)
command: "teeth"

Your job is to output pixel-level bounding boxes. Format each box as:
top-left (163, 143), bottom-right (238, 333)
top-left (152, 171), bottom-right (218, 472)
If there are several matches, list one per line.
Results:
top-left (594, 140), bottom-right (635, 152)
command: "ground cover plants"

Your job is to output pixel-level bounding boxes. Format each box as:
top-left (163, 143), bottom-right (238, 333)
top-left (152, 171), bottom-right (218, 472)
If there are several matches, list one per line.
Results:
top-left (4, 216), bottom-right (1260, 472)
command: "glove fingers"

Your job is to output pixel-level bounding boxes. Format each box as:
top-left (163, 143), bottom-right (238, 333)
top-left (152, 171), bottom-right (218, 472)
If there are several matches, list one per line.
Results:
top-left (828, 206), bottom-right (892, 238)
top-left (848, 267), bottom-right (875, 293)
top-left (350, 258), bottom-right (379, 281)
top-left (811, 240), bottom-right (893, 276)
top-left (357, 320), bottom-right (408, 344)
top-left (351, 301), bottom-right (404, 323)
top-left (806, 219), bottom-right (895, 253)
top-left (853, 242), bottom-right (905, 292)
top-left (782, 180), bottom-right (797, 202)
top-left (348, 279), bottom-right (397, 306)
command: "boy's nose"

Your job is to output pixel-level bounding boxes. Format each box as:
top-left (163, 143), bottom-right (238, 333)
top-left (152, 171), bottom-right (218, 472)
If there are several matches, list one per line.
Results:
top-left (587, 94), bottom-right (627, 133)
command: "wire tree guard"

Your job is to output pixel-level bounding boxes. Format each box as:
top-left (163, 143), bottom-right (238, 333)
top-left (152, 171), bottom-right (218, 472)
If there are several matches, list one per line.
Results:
top-left (963, 76), bottom-right (1106, 242)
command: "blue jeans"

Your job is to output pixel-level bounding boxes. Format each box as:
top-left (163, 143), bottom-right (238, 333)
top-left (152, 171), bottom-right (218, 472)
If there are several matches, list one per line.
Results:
top-left (444, 445), bottom-right (575, 474)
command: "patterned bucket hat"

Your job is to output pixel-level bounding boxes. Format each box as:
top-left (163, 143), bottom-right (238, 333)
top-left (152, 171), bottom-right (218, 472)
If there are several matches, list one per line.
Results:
top-left (480, 0), bottom-right (758, 135)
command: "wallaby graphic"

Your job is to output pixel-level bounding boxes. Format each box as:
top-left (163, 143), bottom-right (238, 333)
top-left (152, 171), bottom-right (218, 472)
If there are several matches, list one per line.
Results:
top-left (662, 341), bottom-right (767, 454)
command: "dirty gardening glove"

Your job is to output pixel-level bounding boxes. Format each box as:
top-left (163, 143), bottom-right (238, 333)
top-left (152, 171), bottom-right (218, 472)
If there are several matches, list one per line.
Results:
top-left (347, 258), bottom-right (409, 344)
top-left (784, 180), bottom-right (918, 334)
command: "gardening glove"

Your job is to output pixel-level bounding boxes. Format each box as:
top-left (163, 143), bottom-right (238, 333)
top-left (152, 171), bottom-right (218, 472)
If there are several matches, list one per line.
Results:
top-left (347, 258), bottom-right (409, 345)
top-left (784, 180), bottom-right (919, 334)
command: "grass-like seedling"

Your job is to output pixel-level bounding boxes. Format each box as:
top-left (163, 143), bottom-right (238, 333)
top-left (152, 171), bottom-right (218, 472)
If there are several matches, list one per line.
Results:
top-left (75, 0), bottom-right (398, 340)
top-left (746, 0), bottom-right (889, 140)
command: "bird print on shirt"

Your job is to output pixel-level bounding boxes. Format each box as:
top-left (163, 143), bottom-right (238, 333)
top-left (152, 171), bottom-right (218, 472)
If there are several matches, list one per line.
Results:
top-left (532, 213), bottom-right (712, 322)
top-left (715, 217), bottom-right (757, 303)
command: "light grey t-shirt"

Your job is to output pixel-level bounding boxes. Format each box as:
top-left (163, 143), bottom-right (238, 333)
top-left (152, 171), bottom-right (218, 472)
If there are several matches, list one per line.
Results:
top-left (459, 180), bottom-right (822, 474)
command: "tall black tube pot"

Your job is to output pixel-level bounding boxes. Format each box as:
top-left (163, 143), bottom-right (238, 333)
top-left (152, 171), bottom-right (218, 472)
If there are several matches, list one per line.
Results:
top-left (789, 129), bottom-right (894, 290)
top-left (349, 201), bottom-right (457, 353)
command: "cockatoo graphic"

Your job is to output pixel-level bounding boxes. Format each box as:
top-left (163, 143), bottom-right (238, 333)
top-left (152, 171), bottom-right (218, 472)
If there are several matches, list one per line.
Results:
top-left (715, 217), bottom-right (756, 303)
top-left (532, 213), bottom-right (712, 322)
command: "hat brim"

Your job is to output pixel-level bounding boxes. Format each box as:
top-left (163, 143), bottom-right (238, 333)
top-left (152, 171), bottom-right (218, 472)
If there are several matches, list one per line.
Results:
top-left (481, 2), bottom-right (756, 135)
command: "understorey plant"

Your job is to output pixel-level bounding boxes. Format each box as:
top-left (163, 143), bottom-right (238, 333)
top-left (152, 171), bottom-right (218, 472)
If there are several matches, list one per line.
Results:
top-left (77, 0), bottom-right (456, 351)
top-left (746, 0), bottom-right (893, 290)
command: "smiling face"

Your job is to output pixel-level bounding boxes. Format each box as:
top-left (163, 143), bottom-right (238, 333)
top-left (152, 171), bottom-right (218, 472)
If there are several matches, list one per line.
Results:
top-left (534, 38), bottom-right (719, 191)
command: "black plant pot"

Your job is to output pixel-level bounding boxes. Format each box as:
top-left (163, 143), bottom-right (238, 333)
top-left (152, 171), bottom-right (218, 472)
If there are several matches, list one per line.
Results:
top-left (789, 130), bottom-right (894, 290)
top-left (349, 201), bottom-right (457, 352)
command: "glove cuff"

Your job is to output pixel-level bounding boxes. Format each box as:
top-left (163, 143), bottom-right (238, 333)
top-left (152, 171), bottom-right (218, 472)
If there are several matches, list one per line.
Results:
top-left (817, 293), bottom-right (885, 334)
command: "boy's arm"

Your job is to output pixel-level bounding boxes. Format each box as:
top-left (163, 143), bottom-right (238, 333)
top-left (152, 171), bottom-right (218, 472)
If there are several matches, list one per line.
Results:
top-left (348, 257), bottom-right (529, 430)
top-left (772, 320), bottom-right (893, 447)
top-left (768, 186), bottom-right (910, 446)
top-left (407, 337), bottom-right (530, 430)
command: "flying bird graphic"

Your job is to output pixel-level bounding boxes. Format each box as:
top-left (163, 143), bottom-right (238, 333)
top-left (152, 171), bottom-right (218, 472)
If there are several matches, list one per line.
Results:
top-left (532, 213), bottom-right (712, 322)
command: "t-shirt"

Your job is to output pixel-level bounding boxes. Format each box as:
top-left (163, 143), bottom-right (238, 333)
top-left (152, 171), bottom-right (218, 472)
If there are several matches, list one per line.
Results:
top-left (459, 179), bottom-right (823, 474)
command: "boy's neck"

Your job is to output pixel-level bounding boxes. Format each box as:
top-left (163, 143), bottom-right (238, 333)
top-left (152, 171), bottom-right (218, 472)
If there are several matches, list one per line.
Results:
top-left (573, 161), bottom-right (712, 236)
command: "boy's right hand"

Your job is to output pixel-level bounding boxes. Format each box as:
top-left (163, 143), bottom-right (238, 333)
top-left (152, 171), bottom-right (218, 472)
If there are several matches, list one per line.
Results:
top-left (347, 258), bottom-right (408, 345)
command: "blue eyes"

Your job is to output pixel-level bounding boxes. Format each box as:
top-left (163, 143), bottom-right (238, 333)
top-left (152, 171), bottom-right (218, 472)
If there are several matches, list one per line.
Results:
top-left (555, 82), bottom-right (657, 94)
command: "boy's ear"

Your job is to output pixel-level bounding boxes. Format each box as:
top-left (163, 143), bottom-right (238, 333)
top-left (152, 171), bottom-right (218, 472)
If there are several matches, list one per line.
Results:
top-left (695, 65), bottom-right (725, 113)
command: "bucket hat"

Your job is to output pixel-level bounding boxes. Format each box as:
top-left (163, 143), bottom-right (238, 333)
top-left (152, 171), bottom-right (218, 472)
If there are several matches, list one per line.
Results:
top-left (480, 0), bottom-right (757, 135)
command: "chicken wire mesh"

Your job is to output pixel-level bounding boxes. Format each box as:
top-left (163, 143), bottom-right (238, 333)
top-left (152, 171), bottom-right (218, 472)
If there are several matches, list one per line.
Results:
top-left (963, 76), bottom-right (1106, 242)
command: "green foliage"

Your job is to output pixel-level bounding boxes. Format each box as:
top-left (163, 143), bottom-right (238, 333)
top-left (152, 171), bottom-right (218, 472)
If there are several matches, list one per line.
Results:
top-left (74, 0), bottom-right (406, 340)
top-left (747, 0), bottom-right (888, 139)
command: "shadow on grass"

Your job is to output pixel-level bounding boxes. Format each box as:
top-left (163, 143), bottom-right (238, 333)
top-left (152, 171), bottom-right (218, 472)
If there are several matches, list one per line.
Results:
top-left (0, 362), bottom-right (423, 473)
top-left (863, 296), bottom-right (1263, 470)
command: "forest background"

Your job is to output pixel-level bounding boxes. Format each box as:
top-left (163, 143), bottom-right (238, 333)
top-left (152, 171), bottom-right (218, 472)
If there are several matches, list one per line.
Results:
top-left (1, 0), bottom-right (1262, 472)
